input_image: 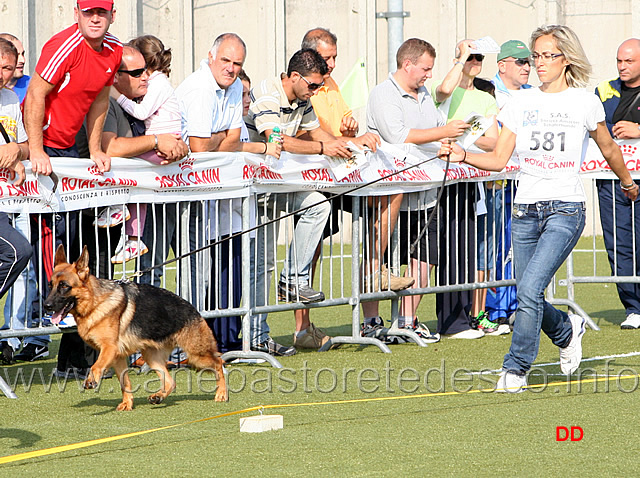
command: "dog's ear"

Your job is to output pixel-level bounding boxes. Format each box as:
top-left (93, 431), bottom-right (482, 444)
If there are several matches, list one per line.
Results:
top-left (54, 244), bottom-right (67, 266)
top-left (75, 246), bottom-right (91, 281)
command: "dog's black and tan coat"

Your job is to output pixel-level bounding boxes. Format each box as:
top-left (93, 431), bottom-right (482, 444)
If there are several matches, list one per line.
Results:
top-left (45, 245), bottom-right (227, 411)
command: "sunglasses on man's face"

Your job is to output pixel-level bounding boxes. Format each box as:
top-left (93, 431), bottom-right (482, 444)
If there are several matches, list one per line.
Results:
top-left (503, 58), bottom-right (531, 67)
top-left (466, 54), bottom-right (485, 62)
top-left (118, 67), bottom-right (146, 78)
top-left (300, 75), bottom-right (324, 91)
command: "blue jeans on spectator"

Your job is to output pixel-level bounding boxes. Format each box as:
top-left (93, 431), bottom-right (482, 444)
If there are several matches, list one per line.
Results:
top-left (250, 236), bottom-right (270, 346)
top-left (477, 186), bottom-right (503, 271)
top-left (249, 192), bottom-right (330, 346)
top-left (276, 191), bottom-right (330, 286)
top-left (504, 201), bottom-right (584, 375)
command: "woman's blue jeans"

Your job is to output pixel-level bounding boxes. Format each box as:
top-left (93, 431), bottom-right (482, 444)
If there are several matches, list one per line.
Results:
top-left (503, 201), bottom-right (585, 375)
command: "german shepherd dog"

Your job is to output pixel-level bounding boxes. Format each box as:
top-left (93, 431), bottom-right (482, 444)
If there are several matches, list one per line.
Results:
top-left (44, 245), bottom-right (228, 411)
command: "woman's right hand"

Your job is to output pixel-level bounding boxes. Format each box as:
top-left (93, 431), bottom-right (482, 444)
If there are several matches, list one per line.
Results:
top-left (438, 139), bottom-right (466, 163)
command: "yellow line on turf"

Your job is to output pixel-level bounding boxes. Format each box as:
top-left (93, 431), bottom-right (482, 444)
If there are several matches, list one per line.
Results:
top-left (2, 374), bottom-right (638, 465)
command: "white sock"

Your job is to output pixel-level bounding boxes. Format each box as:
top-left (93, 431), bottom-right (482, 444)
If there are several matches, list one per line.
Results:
top-left (398, 316), bottom-right (413, 328)
top-left (295, 329), bottom-right (308, 338)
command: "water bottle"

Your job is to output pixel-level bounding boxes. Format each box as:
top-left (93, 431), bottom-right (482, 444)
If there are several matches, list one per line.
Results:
top-left (268, 126), bottom-right (283, 145)
top-left (264, 127), bottom-right (282, 168)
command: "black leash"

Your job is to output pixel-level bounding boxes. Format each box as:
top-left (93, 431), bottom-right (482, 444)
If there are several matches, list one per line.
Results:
top-left (409, 154), bottom-right (451, 254)
top-left (128, 151), bottom-right (450, 278)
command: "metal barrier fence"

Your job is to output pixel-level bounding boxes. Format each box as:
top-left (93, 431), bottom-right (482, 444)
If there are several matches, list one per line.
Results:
top-left (1, 178), bottom-right (520, 387)
top-left (0, 152), bottom-right (634, 398)
top-left (559, 178), bottom-right (640, 327)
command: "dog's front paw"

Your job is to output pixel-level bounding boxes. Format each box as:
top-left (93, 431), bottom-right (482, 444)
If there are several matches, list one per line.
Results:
top-left (214, 388), bottom-right (228, 402)
top-left (116, 401), bottom-right (133, 411)
top-left (148, 393), bottom-right (165, 405)
top-left (83, 378), bottom-right (98, 389)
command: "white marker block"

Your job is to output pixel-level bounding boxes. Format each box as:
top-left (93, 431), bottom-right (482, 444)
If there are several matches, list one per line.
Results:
top-left (239, 414), bottom-right (283, 433)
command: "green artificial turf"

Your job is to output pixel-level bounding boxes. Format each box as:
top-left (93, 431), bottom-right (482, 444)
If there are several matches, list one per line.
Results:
top-left (1, 237), bottom-right (640, 476)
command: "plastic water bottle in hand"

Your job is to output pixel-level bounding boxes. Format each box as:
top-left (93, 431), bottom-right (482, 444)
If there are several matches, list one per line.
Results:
top-left (268, 126), bottom-right (283, 145)
top-left (265, 127), bottom-right (283, 168)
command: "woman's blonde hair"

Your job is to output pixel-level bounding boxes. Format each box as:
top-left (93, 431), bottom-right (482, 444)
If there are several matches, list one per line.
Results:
top-left (530, 24), bottom-right (591, 88)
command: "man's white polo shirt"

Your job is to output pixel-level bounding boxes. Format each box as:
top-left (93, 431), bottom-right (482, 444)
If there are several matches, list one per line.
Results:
top-left (175, 58), bottom-right (243, 141)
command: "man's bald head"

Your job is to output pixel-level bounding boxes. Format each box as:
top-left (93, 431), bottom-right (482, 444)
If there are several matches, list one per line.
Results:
top-left (114, 45), bottom-right (149, 99)
top-left (617, 38), bottom-right (640, 87)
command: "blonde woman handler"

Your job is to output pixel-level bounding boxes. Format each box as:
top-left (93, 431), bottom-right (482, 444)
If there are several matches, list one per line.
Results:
top-left (440, 25), bottom-right (639, 392)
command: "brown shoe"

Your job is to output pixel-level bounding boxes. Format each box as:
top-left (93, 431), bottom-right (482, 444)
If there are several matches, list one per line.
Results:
top-left (293, 323), bottom-right (331, 349)
top-left (368, 265), bottom-right (415, 291)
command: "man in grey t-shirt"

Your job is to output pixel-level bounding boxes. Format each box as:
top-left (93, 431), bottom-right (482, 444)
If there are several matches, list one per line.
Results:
top-left (363, 38), bottom-right (469, 339)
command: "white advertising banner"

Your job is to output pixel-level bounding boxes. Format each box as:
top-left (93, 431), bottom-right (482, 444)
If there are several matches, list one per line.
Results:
top-left (0, 141), bottom-right (636, 213)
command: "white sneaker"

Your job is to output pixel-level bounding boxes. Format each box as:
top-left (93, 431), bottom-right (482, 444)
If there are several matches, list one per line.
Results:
top-left (495, 371), bottom-right (527, 393)
top-left (559, 314), bottom-right (586, 375)
top-left (443, 328), bottom-right (484, 339)
top-left (95, 205), bottom-right (130, 228)
top-left (621, 313), bottom-right (640, 329)
top-left (111, 238), bottom-right (149, 264)
top-left (486, 323), bottom-right (511, 336)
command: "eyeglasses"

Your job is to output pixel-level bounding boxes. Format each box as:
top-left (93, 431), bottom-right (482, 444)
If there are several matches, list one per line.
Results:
top-left (530, 52), bottom-right (564, 63)
top-left (503, 58), bottom-right (530, 67)
top-left (300, 75), bottom-right (324, 91)
top-left (117, 67), bottom-right (147, 78)
top-left (466, 54), bottom-right (485, 62)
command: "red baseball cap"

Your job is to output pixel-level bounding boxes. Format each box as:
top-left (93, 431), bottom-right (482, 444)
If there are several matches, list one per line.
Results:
top-left (77, 0), bottom-right (114, 10)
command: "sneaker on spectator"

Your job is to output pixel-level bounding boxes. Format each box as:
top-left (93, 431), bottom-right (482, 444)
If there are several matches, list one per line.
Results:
top-left (386, 318), bottom-right (441, 344)
top-left (443, 328), bottom-right (484, 339)
top-left (410, 319), bottom-right (441, 343)
top-left (166, 357), bottom-right (189, 369)
top-left (14, 344), bottom-right (49, 362)
top-left (0, 342), bottom-right (15, 365)
top-left (366, 265), bottom-right (414, 291)
top-left (167, 350), bottom-right (189, 369)
top-left (293, 323), bottom-right (331, 349)
top-left (360, 316), bottom-right (385, 338)
top-left (130, 352), bottom-right (146, 368)
top-left (559, 314), bottom-right (586, 375)
top-left (95, 205), bottom-right (130, 228)
top-left (495, 370), bottom-right (527, 393)
top-left (486, 323), bottom-right (511, 336)
top-left (111, 238), bottom-right (149, 264)
top-left (251, 337), bottom-right (297, 356)
top-left (477, 313), bottom-right (499, 334)
top-left (621, 313), bottom-right (640, 329)
top-left (277, 281), bottom-right (325, 304)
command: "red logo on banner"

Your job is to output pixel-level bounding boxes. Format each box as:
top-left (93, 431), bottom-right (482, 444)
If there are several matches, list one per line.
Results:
top-left (394, 156), bottom-right (406, 168)
top-left (179, 156), bottom-right (196, 171)
top-left (88, 165), bottom-right (102, 176)
top-left (621, 144), bottom-right (637, 158)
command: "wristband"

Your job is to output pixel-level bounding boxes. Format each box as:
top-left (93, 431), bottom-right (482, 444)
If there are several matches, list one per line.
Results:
top-left (153, 135), bottom-right (158, 151)
top-left (454, 60), bottom-right (464, 66)
top-left (461, 150), bottom-right (467, 163)
top-left (319, 141), bottom-right (324, 155)
top-left (620, 181), bottom-right (637, 191)
top-left (261, 141), bottom-right (268, 154)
